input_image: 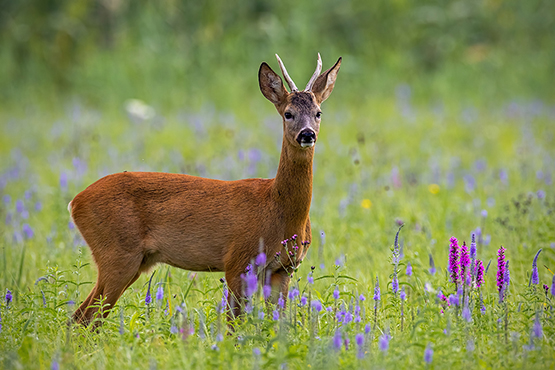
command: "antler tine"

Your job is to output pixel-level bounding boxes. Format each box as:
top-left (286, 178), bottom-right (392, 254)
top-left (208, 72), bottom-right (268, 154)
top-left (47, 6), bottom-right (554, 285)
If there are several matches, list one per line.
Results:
top-left (275, 54), bottom-right (298, 92)
top-left (305, 53), bottom-right (322, 92)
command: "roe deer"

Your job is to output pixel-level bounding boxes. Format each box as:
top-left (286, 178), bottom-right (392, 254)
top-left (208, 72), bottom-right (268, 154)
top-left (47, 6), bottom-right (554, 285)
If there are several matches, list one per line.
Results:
top-left (69, 54), bottom-right (341, 325)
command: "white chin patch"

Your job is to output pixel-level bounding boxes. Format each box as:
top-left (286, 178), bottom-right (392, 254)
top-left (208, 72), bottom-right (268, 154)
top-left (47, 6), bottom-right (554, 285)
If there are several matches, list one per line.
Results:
top-left (300, 141), bottom-right (315, 148)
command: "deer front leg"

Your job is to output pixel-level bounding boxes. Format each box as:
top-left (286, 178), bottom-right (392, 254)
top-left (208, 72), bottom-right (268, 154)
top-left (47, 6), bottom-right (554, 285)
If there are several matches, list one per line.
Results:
top-left (269, 268), bottom-right (291, 308)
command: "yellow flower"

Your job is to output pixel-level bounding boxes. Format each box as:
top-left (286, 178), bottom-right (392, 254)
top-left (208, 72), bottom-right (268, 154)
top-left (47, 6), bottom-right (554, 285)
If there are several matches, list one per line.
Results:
top-left (361, 199), bottom-right (372, 209)
top-left (428, 184), bottom-right (440, 194)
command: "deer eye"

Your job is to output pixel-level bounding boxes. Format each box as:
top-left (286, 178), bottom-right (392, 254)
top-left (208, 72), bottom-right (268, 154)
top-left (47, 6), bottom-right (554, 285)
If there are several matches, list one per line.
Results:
top-left (284, 112), bottom-right (293, 120)
top-left (316, 112), bottom-right (322, 119)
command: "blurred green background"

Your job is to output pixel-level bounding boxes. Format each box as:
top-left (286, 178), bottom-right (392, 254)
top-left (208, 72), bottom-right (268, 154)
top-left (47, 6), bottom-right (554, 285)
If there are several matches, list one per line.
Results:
top-left (1, 0), bottom-right (554, 111)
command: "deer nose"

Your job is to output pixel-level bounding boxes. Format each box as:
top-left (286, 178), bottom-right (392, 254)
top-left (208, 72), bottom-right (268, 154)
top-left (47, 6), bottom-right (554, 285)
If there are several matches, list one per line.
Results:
top-left (297, 129), bottom-right (316, 148)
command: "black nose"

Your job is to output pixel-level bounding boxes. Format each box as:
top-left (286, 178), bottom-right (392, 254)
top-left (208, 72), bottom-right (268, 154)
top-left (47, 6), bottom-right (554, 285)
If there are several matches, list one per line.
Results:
top-left (297, 129), bottom-right (316, 146)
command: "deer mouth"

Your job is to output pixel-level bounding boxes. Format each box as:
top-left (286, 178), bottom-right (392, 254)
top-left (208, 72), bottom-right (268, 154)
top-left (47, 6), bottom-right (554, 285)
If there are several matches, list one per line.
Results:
top-left (297, 129), bottom-right (316, 148)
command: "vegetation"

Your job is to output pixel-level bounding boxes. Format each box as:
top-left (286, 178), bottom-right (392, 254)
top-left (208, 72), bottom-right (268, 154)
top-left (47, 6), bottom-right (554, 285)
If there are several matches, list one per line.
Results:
top-left (1, 1), bottom-right (554, 369)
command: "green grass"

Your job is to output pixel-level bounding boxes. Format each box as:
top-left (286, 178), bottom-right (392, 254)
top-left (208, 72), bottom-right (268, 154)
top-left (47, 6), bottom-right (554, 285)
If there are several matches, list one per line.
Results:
top-left (0, 82), bottom-right (554, 369)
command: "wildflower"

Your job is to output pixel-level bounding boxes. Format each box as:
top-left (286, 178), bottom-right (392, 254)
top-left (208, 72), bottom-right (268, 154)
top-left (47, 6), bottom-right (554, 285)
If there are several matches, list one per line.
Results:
top-left (551, 274), bottom-right (555, 297)
top-left (530, 249), bottom-right (542, 286)
top-left (365, 324), bottom-right (371, 334)
top-left (496, 246), bottom-right (506, 293)
top-left (532, 315), bottom-right (542, 339)
top-left (255, 252), bottom-right (266, 266)
top-left (59, 172), bottom-right (68, 190)
top-left (258, 311), bottom-right (264, 320)
top-left (170, 325), bottom-right (178, 334)
top-left (400, 286), bottom-right (406, 301)
top-left (448, 294), bottom-right (459, 306)
top-left (288, 287), bottom-right (299, 300)
top-left (272, 309), bottom-right (279, 320)
top-left (333, 330), bottom-right (342, 351)
top-left (145, 290), bottom-right (152, 305)
top-left (543, 284), bottom-right (549, 296)
top-left (344, 311), bottom-right (353, 323)
top-left (22, 224), bottom-right (34, 239)
top-left (5, 289), bottom-right (12, 305)
top-left (373, 276), bottom-right (381, 301)
top-left (278, 293), bottom-right (285, 308)
top-left (460, 241), bottom-right (470, 285)
top-left (429, 254), bottom-right (436, 275)
top-left (344, 337), bottom-right (350, 350)
top-left (253, 348), bottom-right (261, 356)
top-left (467, 340), bottom-right (475, 352)
top-left (51, 358), bottom-right (59, 370)
top-left (307, 272), bottom-right (314, 284)
top-left (16, 199), bottom-right (24, 213)
top-left (392, 276), bottom-right (399, 295)
top-left (243, 271), bottom-right (258, 297)
top-left (156, 286), bottom-right (164, 301)
top-left (359, 294), bottom-right (366, 301)
top-left (424, 343), bottom-right (433, 364)
top-left (311, 299), bottom-right (322, 312)
top-left (475, 260), bottom-right (485, 288)
top-left (355, 333), bottom-right (365, 359)
top-left (333, 287), bottom-right (340, 300)
top-left (300, 296), bottom-right (307, 306)
top-left (263, 284), bottom-right (272, 299)
top-left (470, 233), bottom-right (477, 259)
top-left (462, 305), bottom-right (472, 322)
top-left (449, 237), bottom-right (459, 286)
top-left (406, 262), bottom-right (412, 277)
top-left (481, 209), bottom-right (488, 218)
top-left (378, 333), bottom-right (390, 352)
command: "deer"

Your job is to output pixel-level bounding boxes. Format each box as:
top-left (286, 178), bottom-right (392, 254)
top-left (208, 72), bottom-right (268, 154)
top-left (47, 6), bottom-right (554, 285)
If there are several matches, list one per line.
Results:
top-left (69, 54), bottom-right (341, 326)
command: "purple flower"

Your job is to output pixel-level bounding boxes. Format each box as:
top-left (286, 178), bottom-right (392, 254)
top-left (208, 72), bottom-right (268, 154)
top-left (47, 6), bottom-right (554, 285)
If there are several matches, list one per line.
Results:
top-left (470, 233), bottom-right (477, 259)
top-left (253, 348), bottom-right (261, 356)
top-left (333, 330), bottom-right (342, 351)
top-left (406, 262), bottom-right (412, 277)
top-left (311, 299), bottom-right (322, 312)
top-left (300, 296), bottom-right (307, 306)
top-left (288, 287), bottom-right (299, 300)
top-left (448, 294), bottom-right (459, 306)
top-left (551, 275), bottom-right (555, 297)
top-left (255, 252), bottom-right (266, 266)
top-left (59, 172), bottom-right (68, 190)
top-left (424, 343), bottom-right (433, 364)
top-left (378, 333), bottom-right (389, 352)
top-left (263, 285), bottom-right (271, 299)
top-left (333, 287), bottom-right (340, 300)
top-left (272, 309), bottom-right (279, 320)
top-left (344, 337), bottom-right (350, 350)
top-left (429, 254), bottom-right (436, 275)
top-left (400, 286), bottom-right (406, 301)
top-left (533, 316), bottom-right (542, 339)
top-left (530, 249), bottom-right (542, 285)
top-left (51, 358), bottom-right (59, 370)
top-left (355, 333), bottom-right (365, 359)
top-left (496, 246), bottom-right (506, 293)
top-left (481, 209), bottom-right (488, 218)
top-left (359, 294), bottom-right (366, 301)
top-left (462, 306), bottom-right (472, 322)
top-left (449, 237), bottom-right (459, 286)
top-left (475, 260), bottom-right (485, 288)
top-left (460, 241), bottom-right (470, 286)
top-left (22, 224), bottom-right (34, 239)
top-left (145, 290), bottom-right (152, 305)
top-left (258, 311), bottom-right (265, 320)
top-left (156, 286), bottom-right (164, 301)
top-left (365, 324), bottom-right (371, 334)
top-left (373, 276), bottom-right (380, 301)
top-left (344, 311), bottom-right (353, 323)
top-left (16, 199), bottom-right (24, 213)
top-left (5, 289), bottom-right (12, 305)
top-left (278, 293), bottom-right (285, 308)
top-left (307, 273), bottom-right (314, 284)
top-left (392, 276), bottom-right (399, 295)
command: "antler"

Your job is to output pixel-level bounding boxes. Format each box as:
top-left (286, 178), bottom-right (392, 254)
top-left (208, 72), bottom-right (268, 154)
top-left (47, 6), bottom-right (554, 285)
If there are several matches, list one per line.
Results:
top-left (305, 53), bottom-right (322, 92)
top-left (275, 54), bottom-right (298, 92)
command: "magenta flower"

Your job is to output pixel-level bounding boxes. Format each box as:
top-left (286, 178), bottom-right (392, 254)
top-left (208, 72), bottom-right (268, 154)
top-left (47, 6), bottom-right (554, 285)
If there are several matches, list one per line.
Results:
top-left (460, 241), bottom-right (470, 285)
top-left (496, 246), bottom-right (506, 293)
top-left (475, 259), bottom-right (485, 288)
top-left (449, 237), bottom-right (459, 286)
top-left (530, 249), bottom-right (542, 286)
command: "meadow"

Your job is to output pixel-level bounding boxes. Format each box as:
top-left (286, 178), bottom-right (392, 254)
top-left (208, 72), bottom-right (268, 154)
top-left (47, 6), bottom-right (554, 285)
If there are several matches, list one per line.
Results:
top-left (1, 84), bottom-right (554, 369)
top-left (1, 1), bottom-right (555, 369)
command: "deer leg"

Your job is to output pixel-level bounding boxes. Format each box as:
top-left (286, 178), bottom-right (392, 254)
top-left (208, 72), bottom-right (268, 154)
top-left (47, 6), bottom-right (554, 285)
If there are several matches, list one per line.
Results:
top-left (73, 251), bottom-right (144, 326)
top-left (269, 269), bottom-right (291, 307)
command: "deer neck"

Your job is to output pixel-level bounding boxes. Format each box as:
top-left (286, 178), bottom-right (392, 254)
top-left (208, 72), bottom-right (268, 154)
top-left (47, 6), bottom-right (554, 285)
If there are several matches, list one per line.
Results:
top-left (272, 138), bottom-right (314, 222)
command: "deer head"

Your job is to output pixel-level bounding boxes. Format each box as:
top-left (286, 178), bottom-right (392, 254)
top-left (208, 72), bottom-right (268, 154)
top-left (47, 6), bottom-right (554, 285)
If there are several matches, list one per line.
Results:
top-left (259, 54), bottom-right (342, 150)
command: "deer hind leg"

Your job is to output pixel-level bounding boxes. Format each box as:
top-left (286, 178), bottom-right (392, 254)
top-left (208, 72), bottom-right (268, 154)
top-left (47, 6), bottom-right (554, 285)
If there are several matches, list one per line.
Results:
top-left (73, 250), bottom-right (144, 326)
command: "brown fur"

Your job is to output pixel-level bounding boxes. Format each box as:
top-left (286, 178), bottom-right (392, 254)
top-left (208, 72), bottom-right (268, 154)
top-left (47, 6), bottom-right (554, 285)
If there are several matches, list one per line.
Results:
top-left (70, 56), bottom-right (341, 325)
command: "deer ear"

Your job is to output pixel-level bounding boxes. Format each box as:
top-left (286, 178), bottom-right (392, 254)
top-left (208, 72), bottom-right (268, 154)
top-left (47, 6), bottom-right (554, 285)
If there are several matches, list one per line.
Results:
top-left (259, 62), bottom-right (288, 105)
top-left (312, 57), bottom-right (341, 104)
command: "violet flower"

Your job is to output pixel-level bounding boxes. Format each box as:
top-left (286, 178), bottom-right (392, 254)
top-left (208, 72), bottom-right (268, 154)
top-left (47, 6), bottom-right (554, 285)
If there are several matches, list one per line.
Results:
top-left (406, 262), bottom-right (412, 277)
top-left (530, 249), bottom-right (542, 286)
top-left (378, 333), bottom-right (389, 352)
top-left (551, 275), bottom-right (555, 297)
top-left (424, 343), bottom-right (433, 364)
top-left (278, 293), bottom-right (285, 308)
top-left (400, 287), bottom-right (406, 301)
top-left (449, 237), bottom-right (459, 286)
top-left (470, 233), bottom-right (477, 260)
top-left (333, 330), bottom-right (342, 351)
top-left (5, 289), bottom-right (12, 305)
top-left (333, 287), bottom-right (340, 300)
top-left (355, 333), bottom-right (365, 359)
top-left (429, 254), bottom-right (436, 275)
top-left (255, 252), bottom-right (266, 267)
top-left (373, 276), bottom-right (380, 301)
top-left (496, 246), bottom-right (506, 293)
top-left (156, 286), bottom-right (164, 301)
top-left (532, 315), bottom-right (542, 339)
top-left (311, 299), bottom-right (322, 312)
top-left (263, 284), bottom-right (271, 299)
